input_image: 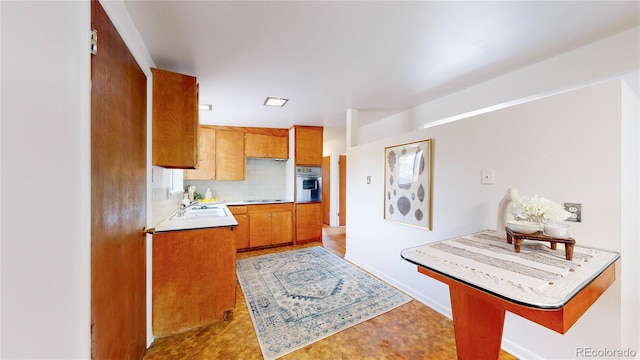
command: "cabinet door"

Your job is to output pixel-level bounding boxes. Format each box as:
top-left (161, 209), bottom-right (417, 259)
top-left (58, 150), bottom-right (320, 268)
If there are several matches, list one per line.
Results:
top-left (249, 212), bottom-right (272, 247)
top-left (151, 68), bottom-right (198, 169)
top-left (234, 214), bottom-right (249, 250)
top-left (244, 133), bottom-right (269, 158)
top-left (271, 211), bottom-right (293, 245)
top-left (295, 126), bottom-right (323, 166)
top-left (184, 127), bottom-right (215, 180)
top-left (269, 135), bottom-right (289, 159)
top-left (152, 227), bottom-right (236, 337)
top-left (227, 206), bottom-right (249, 250)
top-left (245, 133), bottom-right (288, 159)
top-left (215, 130), bottom-right (245, 180)
top-left (296, 203), bottom-right (323, 243)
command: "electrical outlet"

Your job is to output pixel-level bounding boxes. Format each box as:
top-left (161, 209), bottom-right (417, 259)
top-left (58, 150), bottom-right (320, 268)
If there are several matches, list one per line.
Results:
top-left (564, 203), bottom-right (582, 223)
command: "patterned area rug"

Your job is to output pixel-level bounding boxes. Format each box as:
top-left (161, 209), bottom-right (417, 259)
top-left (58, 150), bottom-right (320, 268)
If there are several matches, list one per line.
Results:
top-left (236, 246), bottom-right (411, 360)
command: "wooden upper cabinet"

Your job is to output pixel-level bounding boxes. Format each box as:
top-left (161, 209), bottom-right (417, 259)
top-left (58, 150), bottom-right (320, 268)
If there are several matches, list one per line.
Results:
top-left (215, 130), bottom-right (245, 180)
top-left (245, 133), bottom-right (288, 159)
top-left (295, 126), bottom-right (323, 166)
top-left (184, 127), bottom-right (215, 180)
top-left (151, 68), bottom-right (198, 168)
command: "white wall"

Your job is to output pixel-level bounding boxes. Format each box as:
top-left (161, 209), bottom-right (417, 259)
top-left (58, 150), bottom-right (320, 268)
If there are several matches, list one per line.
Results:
top-left (323, 126), bottom-right (348, 226)
top-left (620, 80), bottom-right (640, 350)
top-left (357, 26), bottom-right (640, 145)
top-left (1, 1), bottom-right (91, 358)
top-left (345, 79), bottom-right (638, 359)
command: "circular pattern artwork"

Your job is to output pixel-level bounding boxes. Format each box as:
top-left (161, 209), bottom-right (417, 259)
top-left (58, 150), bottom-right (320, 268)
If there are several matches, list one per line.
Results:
top-left (384, 139), bottom-right (432, 229)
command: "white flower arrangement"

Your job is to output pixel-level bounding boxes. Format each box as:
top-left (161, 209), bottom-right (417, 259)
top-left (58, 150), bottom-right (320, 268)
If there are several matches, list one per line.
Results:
top-left (509, 195), bottom-right (571, 223)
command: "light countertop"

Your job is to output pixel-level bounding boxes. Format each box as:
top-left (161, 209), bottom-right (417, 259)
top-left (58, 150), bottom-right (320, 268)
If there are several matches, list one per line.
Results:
top-left (154, 203), bottom-right (239, 233)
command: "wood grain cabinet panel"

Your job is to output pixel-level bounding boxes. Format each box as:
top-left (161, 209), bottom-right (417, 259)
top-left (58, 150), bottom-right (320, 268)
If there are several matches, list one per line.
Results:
top-left (228, 205), bottom-right (249, 250)
top-left (215, 130), bottom-right (245, 180)
top-left (248, 212), bottom-right (273, 248)
top-left (271, 210), bottom-right (293, 245)
top-left (152, 227), bottom-right (236, 337)
top-left (296, 202), bottom-right (323, 243)
top-left (151, 68), bottom-right (199, 169)
top-left (184, 127), bottom-right (215, 180)
top-left (245, 133), bottom-right (288, 159)
top-left (248, 203), bottom-right (293, 248)
top-left (294, 126), bottom-right (323, 166)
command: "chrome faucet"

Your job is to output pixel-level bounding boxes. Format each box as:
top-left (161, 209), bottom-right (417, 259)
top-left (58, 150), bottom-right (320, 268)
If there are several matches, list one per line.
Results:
top-left (178, 204), bottom-right (187, 217)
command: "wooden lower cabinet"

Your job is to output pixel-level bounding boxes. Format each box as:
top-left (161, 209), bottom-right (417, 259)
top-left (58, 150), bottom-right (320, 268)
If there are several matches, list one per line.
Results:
top-left (248, 203), bottom-right (293, 248)
top-left (152, 227), bottom-right (236, 337)
top-left (228, 205), bottom-right (249, 250)
top-left (296, 202), bottom-right (323, 243)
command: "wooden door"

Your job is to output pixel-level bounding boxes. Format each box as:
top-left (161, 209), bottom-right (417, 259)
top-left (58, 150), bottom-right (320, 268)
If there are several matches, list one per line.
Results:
top-left (322, 156), bottom-right (330, 224)
top-left (91, 1), bottom-right (147, 359)
top-left (339, 155), bottom-right (347, 226)
top-left (216, 130), bottom-right (245, 180)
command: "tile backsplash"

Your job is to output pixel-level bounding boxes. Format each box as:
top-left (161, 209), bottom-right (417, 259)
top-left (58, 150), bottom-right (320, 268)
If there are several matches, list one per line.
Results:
top-left (151, 187), bottom-right (182, 227)
top-left (185, 158), bottom-right (291, 201)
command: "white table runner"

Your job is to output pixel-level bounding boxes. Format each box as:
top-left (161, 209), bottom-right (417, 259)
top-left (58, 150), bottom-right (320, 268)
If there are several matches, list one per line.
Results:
top-left (401, 230), bottom-right (619, 308)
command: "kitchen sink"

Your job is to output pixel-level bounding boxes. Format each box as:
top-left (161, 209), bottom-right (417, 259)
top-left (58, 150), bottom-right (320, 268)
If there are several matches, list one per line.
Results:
top-left (170, 205), bottom-right (229, 220)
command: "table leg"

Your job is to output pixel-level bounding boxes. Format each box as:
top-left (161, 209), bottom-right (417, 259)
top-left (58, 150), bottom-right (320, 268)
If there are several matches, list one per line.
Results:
top-left (565, 244), bottom-right (574, 261)
top-left (449, 284), bottom-right (506, 360)
top-left (514, 238), bottom-right (522, 253)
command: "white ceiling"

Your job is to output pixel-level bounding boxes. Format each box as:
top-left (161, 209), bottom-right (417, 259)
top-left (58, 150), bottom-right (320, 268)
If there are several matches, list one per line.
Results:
top-left (123, 1), bottom-right (639, 129)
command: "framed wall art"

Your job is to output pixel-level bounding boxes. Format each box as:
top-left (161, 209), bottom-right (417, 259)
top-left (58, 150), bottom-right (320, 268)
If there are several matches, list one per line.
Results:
top-left (384, 138), bottom-right (433, 229)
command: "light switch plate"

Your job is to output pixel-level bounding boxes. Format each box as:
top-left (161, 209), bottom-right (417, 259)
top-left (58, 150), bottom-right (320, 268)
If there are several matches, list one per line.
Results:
top-left (481, 169), bottom-right (495, 184)
top-left (366, 176), bottom-right (371, 184)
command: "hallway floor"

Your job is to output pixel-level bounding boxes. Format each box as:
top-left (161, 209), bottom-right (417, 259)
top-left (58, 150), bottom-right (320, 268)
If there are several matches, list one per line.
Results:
top-left (143, 226), bottom-right (517, 359)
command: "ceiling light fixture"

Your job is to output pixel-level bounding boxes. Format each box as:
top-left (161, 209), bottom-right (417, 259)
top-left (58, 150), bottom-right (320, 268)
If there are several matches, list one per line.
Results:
top-left (199, 104), bottom-right (213, 110)
top-left (264, 97), bottom-right (289, 107)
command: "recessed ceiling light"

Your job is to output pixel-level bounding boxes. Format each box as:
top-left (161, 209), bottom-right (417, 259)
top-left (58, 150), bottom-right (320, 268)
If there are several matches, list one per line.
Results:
top-left (199, 104), bottom-right (212, 110)
top-left (264, 97), bottom-right (289, 107)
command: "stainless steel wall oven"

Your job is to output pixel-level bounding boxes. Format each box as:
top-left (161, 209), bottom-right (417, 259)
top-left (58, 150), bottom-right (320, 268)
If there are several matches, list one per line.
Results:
top-left (295, 166), bottom-right (322, 203)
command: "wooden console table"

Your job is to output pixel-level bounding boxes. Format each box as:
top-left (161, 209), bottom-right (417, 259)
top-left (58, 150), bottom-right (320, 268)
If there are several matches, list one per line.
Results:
top-left (401, 231), bottom-right (619, 360)
top-left (505, 227), bottom-right (575, 260)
